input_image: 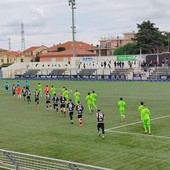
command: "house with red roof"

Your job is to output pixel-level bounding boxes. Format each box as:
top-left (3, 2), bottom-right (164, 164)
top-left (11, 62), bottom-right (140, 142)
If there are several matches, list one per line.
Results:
top-left (39, 41), bottom-right (97, 62)
top-left (0, 51), bottom-right (33, 65)
top-left (24, 45), bottom-right (48, 57)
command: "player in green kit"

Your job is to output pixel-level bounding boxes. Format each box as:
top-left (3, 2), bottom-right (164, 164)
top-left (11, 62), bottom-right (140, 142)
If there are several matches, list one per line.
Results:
top-left (38, 83), bottom-right (42, 97)
top-left (61, 86), bottom-right (66, 95)
top-left (74, 90), bottom-right (80, 105)
top-left (117, 97), bottom-right (127, 121)
top-left (90, 90), bottom-right (97, 111)
top-left (141, 105), bottom-right (151, 134)
top-left (50, 86), bottom-right (56, 97)
top-left (63, 88), bottom-right (69, 102)
top-left (138, 101), bottom-right (145, 121)
top-left (85, 92), bottom-right (93, 114)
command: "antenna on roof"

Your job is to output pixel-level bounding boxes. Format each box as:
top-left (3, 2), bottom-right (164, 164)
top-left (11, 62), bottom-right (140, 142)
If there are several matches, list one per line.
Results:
top-left (21, 22), bottom-right (25, 52)
top-left (8, 37), bottom-right (11, 51)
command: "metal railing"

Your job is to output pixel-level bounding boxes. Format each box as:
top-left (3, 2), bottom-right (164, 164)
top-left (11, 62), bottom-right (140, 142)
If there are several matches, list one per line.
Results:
top-left (0, 149), bottom-right (113, 170)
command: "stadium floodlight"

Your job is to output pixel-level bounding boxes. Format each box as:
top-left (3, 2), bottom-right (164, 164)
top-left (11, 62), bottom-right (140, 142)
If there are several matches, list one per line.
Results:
top-left (68, 0), bottom-right (76, 60)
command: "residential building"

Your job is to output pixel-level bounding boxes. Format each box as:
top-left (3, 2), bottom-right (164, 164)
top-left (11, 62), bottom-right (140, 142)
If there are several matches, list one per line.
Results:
top-left (95, 32), bottom-right (135, 56)
top-left (39, 41), bottom-right (97, 62)
top-left (24, 45), bottom-right (48, 57)
top-left (0, 51), bottom-right (33, 65)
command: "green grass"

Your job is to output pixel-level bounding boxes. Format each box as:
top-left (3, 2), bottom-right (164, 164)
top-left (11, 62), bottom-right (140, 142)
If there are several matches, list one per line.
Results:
top-left (0, 80), bottom-right (170, 170)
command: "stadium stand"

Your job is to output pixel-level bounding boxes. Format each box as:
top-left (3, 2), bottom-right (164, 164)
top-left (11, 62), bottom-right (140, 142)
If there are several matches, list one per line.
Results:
top-left (110, 68), bottom-right (130, 80)
top-left (149, 67), bottom-right (170, 80)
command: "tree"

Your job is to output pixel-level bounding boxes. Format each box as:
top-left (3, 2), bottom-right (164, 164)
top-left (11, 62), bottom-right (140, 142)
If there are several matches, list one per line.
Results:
top-left (113, 43), bottom-right (138, 55)
top-left (134, 20), bottom-right (165, 54)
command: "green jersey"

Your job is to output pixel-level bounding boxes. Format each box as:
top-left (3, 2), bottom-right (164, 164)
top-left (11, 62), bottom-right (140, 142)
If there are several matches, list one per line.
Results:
top-left (141, 108), bottom-right (151, 120)
top-left (38, 84), bottom-right (42, 91)
top-left (74, 91), bottom-right (80, 99)
top-left (118, 101), bottom-right (126, 109)
top-left (86, 95), bottom-right (93, 104)
top-left (91, 93), bottom-right (97, 102)
top-left (138, 105), bottom-right (145, 120)
top-left (50, 87), bottom-right (56, 96)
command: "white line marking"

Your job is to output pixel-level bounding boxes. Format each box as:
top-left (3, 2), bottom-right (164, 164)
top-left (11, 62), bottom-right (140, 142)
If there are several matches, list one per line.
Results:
top-left (106, 114), bottom-right (170, 131)
top-left (107, 130), bottom-right (170, 139)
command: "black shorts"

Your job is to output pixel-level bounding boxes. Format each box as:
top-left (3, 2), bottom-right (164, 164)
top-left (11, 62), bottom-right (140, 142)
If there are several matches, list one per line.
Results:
top-left (97, 123), bottom-right (104, 133)
top-left (53, 103), bottom-right (58, 107)
top-left (69, 112), bottom-right (74, 116)
top-left (46, 101), bottom-right (51, 104)
top-left (77, 114), bottom-right (82, 119)
top-left (35, 98), bottom-right (39, 102)
top-left (5, 87), bottom-right (8, 90)
top-left (60, 104), bottom-right (65, 108)
top-left (27, 96), bottom-right (30, 99)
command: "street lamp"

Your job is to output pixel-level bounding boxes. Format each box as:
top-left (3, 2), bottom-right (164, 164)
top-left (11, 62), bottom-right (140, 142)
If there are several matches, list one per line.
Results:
top-left (168, 32), bottom-right (169, 52)
top-left (68, 0), bottom-right (76, 60)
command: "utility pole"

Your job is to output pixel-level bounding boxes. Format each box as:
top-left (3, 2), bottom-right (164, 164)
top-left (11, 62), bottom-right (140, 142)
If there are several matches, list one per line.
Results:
top-left (68, 0), bottom-right (76, 61)
top-left (21, 22), bottom-right (25, 52)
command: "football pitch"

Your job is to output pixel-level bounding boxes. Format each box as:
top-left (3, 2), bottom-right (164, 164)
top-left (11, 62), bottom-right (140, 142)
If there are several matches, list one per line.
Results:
top-left (0, 80), bottom-right (170, 170)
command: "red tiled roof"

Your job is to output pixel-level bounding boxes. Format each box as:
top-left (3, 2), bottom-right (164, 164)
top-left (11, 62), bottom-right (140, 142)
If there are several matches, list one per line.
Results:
top-left (0, 48), bottom-right (8, 52)
top-left (48, 41), bottom-right (96, 52)
top-left (40, 49), bottom-right (96, 57)
top-left (24, 45), bottom-right (47, 52)
top-left (5, 51), bottom-right (32, 57)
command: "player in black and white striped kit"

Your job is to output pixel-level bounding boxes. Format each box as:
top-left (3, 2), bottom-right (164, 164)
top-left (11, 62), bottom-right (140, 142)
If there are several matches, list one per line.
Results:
top-left (52, 93), bottom-right (59, 112)
top-left (46, 92), bottom-right (52, 110)
top-left (76, 101), bottom-right (84, 127)
top-left (96, 109), bottom-right (105, 139)
top-left (67, 99), bottom-right (75, 124)
top-left (34, 89), bottom-right (40, 106)
top-left (60, 94), bottom-right (66, 115)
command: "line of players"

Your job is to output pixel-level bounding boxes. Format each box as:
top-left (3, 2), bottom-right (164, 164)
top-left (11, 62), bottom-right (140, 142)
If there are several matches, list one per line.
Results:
top-left (5, 81), bottom-right (151, 137)
top-left (9, 82), bottom-right (98, 130)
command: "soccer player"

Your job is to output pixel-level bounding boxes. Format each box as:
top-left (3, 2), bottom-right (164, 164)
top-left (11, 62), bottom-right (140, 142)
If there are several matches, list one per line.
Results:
top-left (76, 101), bottom-right (84, 127)
top-left (22, 86), bottom-right (27, 101)
top-left (16, 81), bottom-right (20, 87)
top-left (16, 85), bottom-right (21, 99)
top-left (34, 89), bottom-right (40, 106)
top-left (52, 93), bottom-right (59, 112)
top-left (74, 90), bottom-right (80, 105)
top-left (50, 85), bottom-right (56, 98)
top-left (91, 90), bottom-right (97, 111)
top-left (45, 92), bottom-right (52, 110)
top-left (60, 94), bottom-right (66, 115)
top-left (63, 88), bottom-right (69, 102)
top-left (67, 99), bottom-right (75, 124)
top-left (117, 97), bottom-right (127, 121)
top-left (11, 84), bottom-right (16, 97)
top-left (26, 89), bottom-right (31, 103)
top-left (138, 101), bottom-right (145, 121)
top-left (141, 105), bottom-right (151, 134)
top-left (38, 83), bottom-right (43, 97)
top-left (85, 92), bottom-right (93, 114)
top-left (61, 86), bottom-right (66, 95)
top-left (44, 85), bottom-right (50, 95)
top-left (25, 81), bottom-right (30, 90)
top-left (4, 82), bottom-right (9, 93)
top-left (96, 109), bottom-right (105, 139)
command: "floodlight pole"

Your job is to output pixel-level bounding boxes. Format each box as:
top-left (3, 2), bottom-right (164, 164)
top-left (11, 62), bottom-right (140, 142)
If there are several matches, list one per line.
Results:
top-left (68, 0), bottom-right (76, 66)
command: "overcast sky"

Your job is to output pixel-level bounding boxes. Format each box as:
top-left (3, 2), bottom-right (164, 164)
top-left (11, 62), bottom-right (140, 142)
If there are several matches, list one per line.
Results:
top-left (0, 0), bottom-right (170, 51)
